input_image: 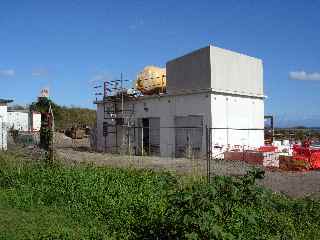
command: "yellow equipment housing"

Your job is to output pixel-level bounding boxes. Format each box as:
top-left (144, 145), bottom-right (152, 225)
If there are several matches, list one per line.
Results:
top-left (136, 66), bottom-right (166, 95)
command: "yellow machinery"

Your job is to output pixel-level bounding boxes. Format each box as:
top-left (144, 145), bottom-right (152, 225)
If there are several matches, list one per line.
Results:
top-left (136, 66), bottom-right (166, 95)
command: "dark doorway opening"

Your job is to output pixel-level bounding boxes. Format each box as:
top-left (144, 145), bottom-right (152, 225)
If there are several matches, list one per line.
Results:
top-left (142, 118), bottom-right (150, 154)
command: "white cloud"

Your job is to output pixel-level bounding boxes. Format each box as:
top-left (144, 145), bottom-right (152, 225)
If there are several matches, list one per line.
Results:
top-left (0, 69), bottom-right (15, 77)
top-left (32, 68), bottom-right (48, 77)
top-left (289, 71), bottom-right (320, 81)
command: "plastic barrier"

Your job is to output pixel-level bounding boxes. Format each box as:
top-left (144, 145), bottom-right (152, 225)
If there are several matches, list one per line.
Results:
top-left (310, 152), bottom-right (320, 169)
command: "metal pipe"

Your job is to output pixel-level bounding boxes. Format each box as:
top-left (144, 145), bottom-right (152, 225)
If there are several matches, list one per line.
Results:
top-left (141, 126), bottom-right (144, 156)
top-left (0, 116), bottom-right (3, 151)
top-left (121, 72), bottom-right (124, 116)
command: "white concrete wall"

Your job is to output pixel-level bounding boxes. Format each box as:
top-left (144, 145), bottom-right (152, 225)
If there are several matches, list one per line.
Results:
top-left (0, 105), bottom-right (8, 150)
top-left (96, 92), bottom-right (264, 157)
top-left (7, 112), bottom-right (29, 131)
top-left (166, 46), bottom-right (211, 94)
top-left (7, 111), bottom-right (41, 132)
top-left (96, 93), bottom-right (211, 157)
top-left (210, 46), bottom-right (263, 97)
top-left (166, 45), bottom-right (263, 97)
top-left (31, 112), bottom-right (41, 131)
top-left (211, 94), bottom-right (264, 148)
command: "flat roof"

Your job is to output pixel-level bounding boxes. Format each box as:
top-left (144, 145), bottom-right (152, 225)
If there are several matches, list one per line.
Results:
top-left (166, 45), bottom-right (262, 64)
top-left (0, 99), bottom-right (13, 104)
top-left (94, 88), bottom-right (265, 105)
top-left (7, 109), bottom-right (29, 113)
top-left (94, 89), bottom-right (211, 104)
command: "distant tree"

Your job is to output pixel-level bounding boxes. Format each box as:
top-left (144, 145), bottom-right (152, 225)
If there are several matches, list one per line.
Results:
top-left (8, 104), bottom-right (26, 111)
top-left (295, 126), bottom-right (307, 129)
top-left (30, 100), bottom-right (96, 130)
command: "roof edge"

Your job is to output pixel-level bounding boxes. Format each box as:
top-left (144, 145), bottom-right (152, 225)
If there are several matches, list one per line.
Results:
top-left (94, 88), bottom-right (265, 105)
top-left (0, 99), bottom-right (13, 104)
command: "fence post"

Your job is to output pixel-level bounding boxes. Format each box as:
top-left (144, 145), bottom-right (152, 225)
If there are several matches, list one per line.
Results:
top-left (127, 125), bottom-right (130, 155)
top-left (148, 125), bottom-right (151, 156)
top-left (206, 126), bottom-right (210, 183)
top-left (1, 120), bottom-right (3, 151)
top-left (141, 126), bottom-right (144, 156)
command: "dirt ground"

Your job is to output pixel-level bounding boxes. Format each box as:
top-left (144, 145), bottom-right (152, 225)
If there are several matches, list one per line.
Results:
top-left (259, 170), bottom-right (320, 198)
top-left (56, 144), bottom-right (320, 198)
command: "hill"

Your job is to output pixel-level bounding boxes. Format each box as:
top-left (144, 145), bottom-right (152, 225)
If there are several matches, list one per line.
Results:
top-left (30, 99), bottom-right (96, 130)
top-left (53, 105), bottom-right (96, 130)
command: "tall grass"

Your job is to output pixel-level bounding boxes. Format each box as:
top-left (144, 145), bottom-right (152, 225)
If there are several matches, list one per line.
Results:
top-left (0, 151), bottom-right (320, 239)
top-left (0, 152), bottom-right (174, 239)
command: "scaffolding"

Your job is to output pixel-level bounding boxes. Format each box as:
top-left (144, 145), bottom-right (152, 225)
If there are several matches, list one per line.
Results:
top-left (98, 73), bottom-right (138, 153)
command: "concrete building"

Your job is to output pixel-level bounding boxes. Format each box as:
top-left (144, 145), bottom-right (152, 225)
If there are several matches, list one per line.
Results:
top-left (0, 99), bottom-right (13, 150)
top-left (30, 111), bottom-right (41, 131)
top-left (7, 111), bottom-right (29, 131)
top-left (95, 45), bottom-right (265, 157)
top-left (7, 110), bottom-right (41, 132)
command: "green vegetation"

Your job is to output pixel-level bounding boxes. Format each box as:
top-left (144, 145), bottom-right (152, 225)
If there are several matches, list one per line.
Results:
top-left (274, 128), bottom-right (320, 142)
top-left (53, 105), bottom-right (96, 130)
top-left (30, 97), bottom-right (54, 153)
top-left (1, 152), bottom-right (320, 239)
top-left (30, 99), bottom-right (96, 130)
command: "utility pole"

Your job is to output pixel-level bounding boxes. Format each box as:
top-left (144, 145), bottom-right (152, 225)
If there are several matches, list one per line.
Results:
top-left (121, 72), bottom-right (124, 115)
top-left (93, 85), bottom-right (103, 102)
top-left (115, 72), bottom-right (130, 116)
top-left (0, 116), bottom-right (3, 151)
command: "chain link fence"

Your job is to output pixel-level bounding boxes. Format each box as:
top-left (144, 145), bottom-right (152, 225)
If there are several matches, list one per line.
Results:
top-left (71, 125), bottom-right (207, 176)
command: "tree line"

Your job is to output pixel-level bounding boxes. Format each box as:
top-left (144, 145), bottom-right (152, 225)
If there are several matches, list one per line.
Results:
top-left (28, 100), bottom-right (96, 130)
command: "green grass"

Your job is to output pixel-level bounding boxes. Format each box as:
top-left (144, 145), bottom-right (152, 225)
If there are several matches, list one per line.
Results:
top-left (0, 207), bottom-right (88, 239)
top-left (0, 151), bottom-right (174, 239)
top-left (1, 151), bottom-right (320, 239)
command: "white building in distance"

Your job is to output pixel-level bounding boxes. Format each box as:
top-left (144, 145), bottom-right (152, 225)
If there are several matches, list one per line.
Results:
top-left (7, 110), bottom-right (41, 132)
top-left (95, 45), bottom-right (265, 157)
top-left (0, 99), bottom-right (13, 150)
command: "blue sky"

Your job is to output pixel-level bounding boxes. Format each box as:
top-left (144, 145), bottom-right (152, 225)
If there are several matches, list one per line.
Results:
top-left (0, 0), bottom-right (319, 126)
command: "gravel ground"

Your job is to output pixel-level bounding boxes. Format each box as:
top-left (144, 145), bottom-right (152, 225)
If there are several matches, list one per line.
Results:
top-left (259, 170), bottom-right (320, 198)
top-left (56, 148), bottom-right (207, 174)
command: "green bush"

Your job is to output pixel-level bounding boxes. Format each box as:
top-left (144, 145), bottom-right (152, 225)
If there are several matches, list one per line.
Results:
top-left (155, 169), bottom-right (320, 239)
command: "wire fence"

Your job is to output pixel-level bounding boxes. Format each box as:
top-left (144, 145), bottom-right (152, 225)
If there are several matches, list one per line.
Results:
top-left (6, 127), bottom-right (207, 176)
top-left (0, 121), bottom-right (6, 150)
top-left (206, 127), bottom-right (265, 182)
top-left (105, 126), bottom-right (204, 159)
top-left (88, 125), bottom-right (208, 176)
